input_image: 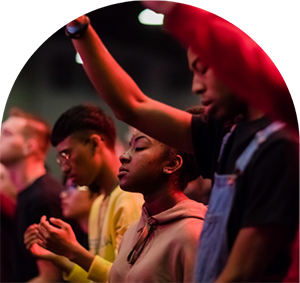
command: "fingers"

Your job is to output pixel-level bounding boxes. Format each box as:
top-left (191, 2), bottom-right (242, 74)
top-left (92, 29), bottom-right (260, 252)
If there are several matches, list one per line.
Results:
top-left (49, 217), bottom-right (69, 230)
top-left (24, 224), bottom-right (39, 249)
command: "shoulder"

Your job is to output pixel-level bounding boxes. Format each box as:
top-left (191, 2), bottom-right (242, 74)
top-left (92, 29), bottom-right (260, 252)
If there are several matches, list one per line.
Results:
top-left (251, 127), bottom-right (298, 166)
top-left (33, 173), bottom-right (64, 195)
top-left (111, 186), bottom-right (144, 208)
top-left (162, 200), bottom-right (207, 242)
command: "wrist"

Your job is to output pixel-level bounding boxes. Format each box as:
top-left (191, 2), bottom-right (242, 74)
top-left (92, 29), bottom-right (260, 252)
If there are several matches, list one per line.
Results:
top-left (70, 244), bottom-right (94, 272)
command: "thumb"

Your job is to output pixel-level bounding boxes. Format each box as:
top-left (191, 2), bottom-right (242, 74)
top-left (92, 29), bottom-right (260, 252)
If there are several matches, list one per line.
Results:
top-left (40, 215), bottom-right (47, 223)
top-left (49, 217), bottom-right (68, 229)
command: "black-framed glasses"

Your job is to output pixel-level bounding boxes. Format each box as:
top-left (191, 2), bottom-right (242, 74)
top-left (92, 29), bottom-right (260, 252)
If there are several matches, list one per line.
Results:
top-left (56, 151), bottom-right (71, 166)
top-left (56, 138), bottom-right (91, 166)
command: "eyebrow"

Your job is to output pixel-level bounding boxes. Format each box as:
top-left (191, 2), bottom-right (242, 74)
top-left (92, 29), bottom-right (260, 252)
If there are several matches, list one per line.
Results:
top-left (129, 135), bottom-right (151, 147)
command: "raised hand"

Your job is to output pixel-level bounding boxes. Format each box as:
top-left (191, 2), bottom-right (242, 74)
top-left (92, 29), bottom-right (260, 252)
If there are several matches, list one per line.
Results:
top-left (36, 215), bottom-right (80, 261)
top-left (141, 1), bottom-right (176, 15)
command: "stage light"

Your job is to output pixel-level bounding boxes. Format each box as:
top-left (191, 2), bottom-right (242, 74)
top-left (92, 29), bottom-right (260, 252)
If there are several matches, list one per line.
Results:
top-left (75, 52), bottom-right (83, 64)
top-left (138, 9), bottom-right (164, 25)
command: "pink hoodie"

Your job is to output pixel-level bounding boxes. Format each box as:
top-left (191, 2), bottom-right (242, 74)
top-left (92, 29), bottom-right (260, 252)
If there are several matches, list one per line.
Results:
top-left (109, 199), bottom-right (207, 282)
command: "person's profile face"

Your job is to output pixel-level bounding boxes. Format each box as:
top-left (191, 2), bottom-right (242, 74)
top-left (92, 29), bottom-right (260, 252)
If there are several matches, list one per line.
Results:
top-left (187, 47), bottom-right (243, 120)
top-left (56, 134), bottom-right (99, 187)
top-left (0, 117), bottom-right (27, 166)
top-left (60, 179), bottom-right (95, 220)
top-left (118, 131), bottom-right (169, 196)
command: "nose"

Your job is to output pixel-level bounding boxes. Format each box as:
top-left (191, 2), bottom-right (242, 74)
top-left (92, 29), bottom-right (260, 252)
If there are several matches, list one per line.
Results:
top-left (60, 163), bottom-right (71, 175)
top-left (119, 149), bottom-right (132, 164)
top-left (60, 190), bottom-right (68, 199)
top-left (191, 73), bottom-right (206, 95)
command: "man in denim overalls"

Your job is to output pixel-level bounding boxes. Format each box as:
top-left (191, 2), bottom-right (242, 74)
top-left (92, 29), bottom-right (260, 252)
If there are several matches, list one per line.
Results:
top-left (187, 46), bottom-right (299, 282)
top-left (63, 2), bottom-right (299, 282)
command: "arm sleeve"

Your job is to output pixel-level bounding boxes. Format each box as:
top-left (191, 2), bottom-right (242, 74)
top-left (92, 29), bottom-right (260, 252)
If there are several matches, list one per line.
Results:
top-left (62, 264), bottom-right (90, 283)
top-left (66, 191), bottom-right (142, 283)
top-left (164, 4), bottom-right (297, 130)
top-left (62, 257), bottom-right (112, 283)
top-left (112, 192), bottom-right (143, 254)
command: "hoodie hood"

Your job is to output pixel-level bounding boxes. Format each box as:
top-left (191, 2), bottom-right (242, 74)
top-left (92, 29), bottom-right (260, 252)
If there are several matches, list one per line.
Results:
top-left (137, 199), bottom-right (207, 231)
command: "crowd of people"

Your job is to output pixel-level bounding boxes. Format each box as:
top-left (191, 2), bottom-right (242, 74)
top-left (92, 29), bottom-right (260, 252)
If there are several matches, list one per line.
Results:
top-left (0, 1), bottom-right (298, 282)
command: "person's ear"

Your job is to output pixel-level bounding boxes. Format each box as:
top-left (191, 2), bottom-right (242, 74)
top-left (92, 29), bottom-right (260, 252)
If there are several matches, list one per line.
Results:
top-left (22, 139), bottom-right (38, 156)
top-left (89, 134), bottom-right (103, 154)
top-left (163, 154), bottom-right (183, 175)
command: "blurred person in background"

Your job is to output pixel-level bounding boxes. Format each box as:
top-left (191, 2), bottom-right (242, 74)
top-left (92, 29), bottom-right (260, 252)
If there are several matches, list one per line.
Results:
top-left (0, 163), bottom-right (17, 282)
top-left (0, 107), bottom-right (64, 282)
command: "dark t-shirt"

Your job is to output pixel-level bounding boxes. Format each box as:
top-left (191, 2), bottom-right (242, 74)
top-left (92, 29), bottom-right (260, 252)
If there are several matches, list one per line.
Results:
top-left (12, 173), bottom-right (64, 282)
top-left (192, 114), bottom-right (299, 280)
top-left (0, 200), bottom-right (13, 283)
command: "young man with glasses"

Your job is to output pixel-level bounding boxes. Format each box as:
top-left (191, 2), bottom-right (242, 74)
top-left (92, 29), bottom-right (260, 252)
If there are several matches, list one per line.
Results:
top-left (0, 107), bottom-right (64, 282)
top-left (24, 104), bottom-right (143, 283)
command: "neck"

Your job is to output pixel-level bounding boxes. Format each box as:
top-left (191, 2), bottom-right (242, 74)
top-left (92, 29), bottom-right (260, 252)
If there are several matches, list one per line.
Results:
top-left (144, 183), bottom-right (188, 216)
top-left (95, 150), bottom-right (120, 197)
top-left (78, 215), bottom-right (89, 233)
top-left (7, 159), bottom-right (46, 193)
top-left (245, 106), bottom-right (265, 122)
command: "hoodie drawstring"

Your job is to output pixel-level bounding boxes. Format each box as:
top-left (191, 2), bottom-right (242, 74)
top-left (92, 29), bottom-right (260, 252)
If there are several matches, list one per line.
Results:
top-left (127, 217), bottom-right (159, 265)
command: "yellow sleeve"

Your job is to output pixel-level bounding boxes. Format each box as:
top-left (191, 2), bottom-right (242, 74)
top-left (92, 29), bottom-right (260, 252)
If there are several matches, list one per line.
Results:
top-left (62, 263), bottom-right (90, 283)
top-left (87, 255), bottom-right (113, 282)
top-left (62, 257), bottom-right (113, 283)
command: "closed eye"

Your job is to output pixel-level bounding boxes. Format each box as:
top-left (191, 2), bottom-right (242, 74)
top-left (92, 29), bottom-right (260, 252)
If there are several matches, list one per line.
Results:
top-left (135, 147), bottom-right (145, 152)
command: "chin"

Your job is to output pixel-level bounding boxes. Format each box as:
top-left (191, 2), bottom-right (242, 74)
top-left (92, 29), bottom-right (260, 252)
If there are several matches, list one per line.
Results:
top-left (119, 182), bottom-right (140, 194)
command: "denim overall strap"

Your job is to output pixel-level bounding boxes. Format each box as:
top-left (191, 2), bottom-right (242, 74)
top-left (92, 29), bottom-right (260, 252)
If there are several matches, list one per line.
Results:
top-left (194, 121), bottom-right (285, 283)
top-left (235, 121), bottom-right (285, 173)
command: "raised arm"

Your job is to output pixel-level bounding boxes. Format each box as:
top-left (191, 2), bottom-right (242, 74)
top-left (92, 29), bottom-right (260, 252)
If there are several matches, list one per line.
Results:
top-left (66, 16), bottom-right (194, 154)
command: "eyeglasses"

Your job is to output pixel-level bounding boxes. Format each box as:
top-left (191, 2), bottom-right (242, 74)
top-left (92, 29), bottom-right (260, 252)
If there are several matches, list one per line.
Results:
top-left (56, 151), bottom-right (71, 166)
top-left (56, 138), bottom-right (91, 166)
top-left (65, 183), bottom-right (89, 194)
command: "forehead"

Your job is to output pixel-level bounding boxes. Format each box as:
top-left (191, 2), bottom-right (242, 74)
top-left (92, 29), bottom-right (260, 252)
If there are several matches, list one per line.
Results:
top-left (187, 47), bottom-right (200, 68)
top-left (56, 134), bottom-right (81, 151)
top-left (131, 131), bottom-right (154, 144)
top-left (2, 117), bottom-right (27, 134)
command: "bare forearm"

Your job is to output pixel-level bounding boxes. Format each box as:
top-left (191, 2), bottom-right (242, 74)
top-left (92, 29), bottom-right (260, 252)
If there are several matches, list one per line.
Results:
top-left (27, 259), bottom-right (63, 282)
top-left (67, 18), bottom-right (194, 153)
top-left (71, 25), bottom-right (145, 124)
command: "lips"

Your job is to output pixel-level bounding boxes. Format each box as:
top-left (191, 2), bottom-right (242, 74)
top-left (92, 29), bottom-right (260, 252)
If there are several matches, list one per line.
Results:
top-left (201, 98), bottom-right (213, 107)
top-left (119, 166), bottom-right (128, 173)
top-left (118, 167), bottom-right (128, 178)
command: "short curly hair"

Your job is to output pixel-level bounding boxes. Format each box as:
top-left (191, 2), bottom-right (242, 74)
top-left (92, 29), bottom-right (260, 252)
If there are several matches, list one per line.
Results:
top-left (51, 104), bottom-right (116, 150)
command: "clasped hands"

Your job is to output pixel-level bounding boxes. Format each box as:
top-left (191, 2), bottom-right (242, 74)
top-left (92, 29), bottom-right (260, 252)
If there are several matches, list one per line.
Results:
top-left (24, 215), bottom-right (79, 261)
